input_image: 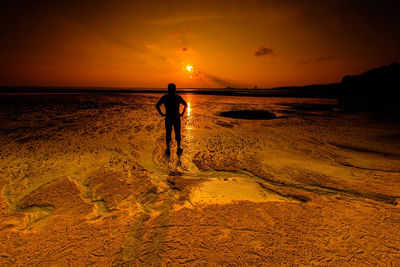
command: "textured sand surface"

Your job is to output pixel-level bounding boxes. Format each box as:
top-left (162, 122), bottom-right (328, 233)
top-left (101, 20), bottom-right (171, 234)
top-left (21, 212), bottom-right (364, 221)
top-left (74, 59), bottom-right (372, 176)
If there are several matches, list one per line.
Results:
top-left (0, 93), bottom-right (399, 265)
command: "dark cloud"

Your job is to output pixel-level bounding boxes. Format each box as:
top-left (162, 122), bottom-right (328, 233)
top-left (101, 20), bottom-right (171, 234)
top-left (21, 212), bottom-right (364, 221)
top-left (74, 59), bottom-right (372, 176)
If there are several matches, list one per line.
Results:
top-left (193, 71), bottom-right (246, 88)
top-left (190, 70), bottom-right (231, 86)
top-left (202, 73), bottom-right (230, 86)
top-left (299, 56), bottom-right (335, 65)
top-left (182, 47), bottom-right (187, 51)
top-left (254, 47), bottom-right (274, 57)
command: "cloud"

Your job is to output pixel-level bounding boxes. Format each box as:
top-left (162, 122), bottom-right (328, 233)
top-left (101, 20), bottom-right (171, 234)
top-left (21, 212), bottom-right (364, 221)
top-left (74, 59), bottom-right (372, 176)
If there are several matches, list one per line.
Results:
top-left (299, 56), bottom-right (335, 65)
top-left (201, 72), bottom-right (230, 86)
top-left (192, 70), bottom-right (245, 88)
top-left (254, 46), bottom-right (274, 57)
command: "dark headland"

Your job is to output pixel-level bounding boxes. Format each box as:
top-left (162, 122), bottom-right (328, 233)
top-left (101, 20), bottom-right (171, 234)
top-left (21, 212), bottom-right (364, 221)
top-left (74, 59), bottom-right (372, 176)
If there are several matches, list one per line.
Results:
top-left (339, 63), bottom-right (400, 110)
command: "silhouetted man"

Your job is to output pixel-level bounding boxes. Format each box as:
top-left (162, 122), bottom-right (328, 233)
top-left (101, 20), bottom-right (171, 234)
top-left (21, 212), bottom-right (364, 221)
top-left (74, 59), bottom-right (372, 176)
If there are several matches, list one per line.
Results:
top-left (156, 83), bottom-right (187, 155)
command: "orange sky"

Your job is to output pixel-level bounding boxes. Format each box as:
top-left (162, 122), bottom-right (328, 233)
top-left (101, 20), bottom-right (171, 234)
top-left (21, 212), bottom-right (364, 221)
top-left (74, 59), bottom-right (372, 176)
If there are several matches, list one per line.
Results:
top-left (1, 0), bottom-right (399, 88)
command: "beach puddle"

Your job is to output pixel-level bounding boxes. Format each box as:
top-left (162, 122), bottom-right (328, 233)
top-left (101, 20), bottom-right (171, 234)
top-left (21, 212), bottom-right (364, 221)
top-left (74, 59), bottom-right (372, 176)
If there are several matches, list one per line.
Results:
top-left (219, 110), bottom-right (277, 120)
top-left (190, 177), bottom-right (288, 205)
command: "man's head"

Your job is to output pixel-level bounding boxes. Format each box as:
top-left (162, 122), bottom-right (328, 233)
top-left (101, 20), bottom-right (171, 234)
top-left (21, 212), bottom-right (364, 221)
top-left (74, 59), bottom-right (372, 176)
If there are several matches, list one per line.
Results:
top-left (168, 83), bottom-right (176, 94)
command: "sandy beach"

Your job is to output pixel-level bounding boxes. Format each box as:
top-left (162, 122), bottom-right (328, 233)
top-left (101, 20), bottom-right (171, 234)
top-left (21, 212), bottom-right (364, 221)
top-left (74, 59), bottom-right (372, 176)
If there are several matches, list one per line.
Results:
top-left (0, 92), bottom-right (399, 265)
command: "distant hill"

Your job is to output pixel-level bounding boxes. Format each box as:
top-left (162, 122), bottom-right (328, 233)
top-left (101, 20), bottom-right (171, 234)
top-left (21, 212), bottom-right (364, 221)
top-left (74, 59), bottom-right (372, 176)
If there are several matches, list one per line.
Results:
top-left (339, 63), bottom-right (400, 109)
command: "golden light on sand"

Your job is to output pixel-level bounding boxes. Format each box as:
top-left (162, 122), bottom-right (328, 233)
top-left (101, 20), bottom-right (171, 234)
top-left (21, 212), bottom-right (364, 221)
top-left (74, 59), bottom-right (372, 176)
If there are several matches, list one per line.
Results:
top-left (2, 89), bottom-right (400, 265)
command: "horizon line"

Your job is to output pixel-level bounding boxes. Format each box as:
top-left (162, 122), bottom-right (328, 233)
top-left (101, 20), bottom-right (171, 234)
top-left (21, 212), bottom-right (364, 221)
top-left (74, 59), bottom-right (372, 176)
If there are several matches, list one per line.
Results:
top-left (0, 82), bottom-right (341, 91)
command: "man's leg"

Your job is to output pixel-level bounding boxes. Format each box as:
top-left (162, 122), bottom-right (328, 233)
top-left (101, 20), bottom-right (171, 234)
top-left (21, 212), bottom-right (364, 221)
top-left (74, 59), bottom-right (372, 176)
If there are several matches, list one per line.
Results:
top-left (174, 118), bottom-right (183, 154)
top-left (165, 118), bottom-right (172, 154)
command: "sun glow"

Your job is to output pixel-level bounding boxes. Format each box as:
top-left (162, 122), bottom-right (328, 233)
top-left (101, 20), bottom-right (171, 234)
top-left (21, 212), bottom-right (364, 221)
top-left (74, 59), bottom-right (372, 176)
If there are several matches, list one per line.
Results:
top-left (185, 65), bottom-right (194, 79)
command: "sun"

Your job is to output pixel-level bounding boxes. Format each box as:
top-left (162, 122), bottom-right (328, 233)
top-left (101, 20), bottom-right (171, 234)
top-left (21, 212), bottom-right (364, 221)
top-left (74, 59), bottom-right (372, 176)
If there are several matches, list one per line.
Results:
top-left (184, 65), bottom-right (194, 79)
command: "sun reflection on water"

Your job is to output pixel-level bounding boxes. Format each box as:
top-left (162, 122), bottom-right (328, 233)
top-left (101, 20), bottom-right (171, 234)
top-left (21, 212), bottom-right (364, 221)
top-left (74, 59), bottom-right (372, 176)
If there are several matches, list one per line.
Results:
top-left (184, 97), bottom-right (194, 134)
top-left (187, 102), bottom-right (191, 116)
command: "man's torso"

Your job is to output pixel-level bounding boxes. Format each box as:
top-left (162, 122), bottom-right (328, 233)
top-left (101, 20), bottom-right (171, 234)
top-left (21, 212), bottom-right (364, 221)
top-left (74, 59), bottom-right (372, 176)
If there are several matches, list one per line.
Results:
top-left (161, 93), bottom-right (182, 118)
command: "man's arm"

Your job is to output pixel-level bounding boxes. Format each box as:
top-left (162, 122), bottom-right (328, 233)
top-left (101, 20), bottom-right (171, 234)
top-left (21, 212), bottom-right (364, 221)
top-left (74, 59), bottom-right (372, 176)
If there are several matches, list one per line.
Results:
top-left (156, 97), bottom-right (165, 116)
top-left (180, 97), bottom-right (188, 116)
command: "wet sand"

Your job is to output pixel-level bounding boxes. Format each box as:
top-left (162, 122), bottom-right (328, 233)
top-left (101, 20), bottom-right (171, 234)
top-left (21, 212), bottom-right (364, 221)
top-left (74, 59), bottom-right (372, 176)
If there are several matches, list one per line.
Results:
top-left (0, 93), bottom-right (399, 265)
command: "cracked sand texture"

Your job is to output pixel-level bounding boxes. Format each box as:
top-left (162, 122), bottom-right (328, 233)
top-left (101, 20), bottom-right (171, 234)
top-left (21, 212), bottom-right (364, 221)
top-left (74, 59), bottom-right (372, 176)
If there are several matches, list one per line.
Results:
top-left (0, 93), bottom-right (399, 265)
